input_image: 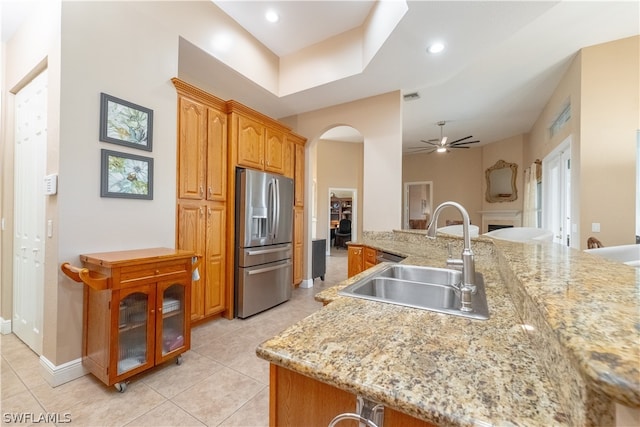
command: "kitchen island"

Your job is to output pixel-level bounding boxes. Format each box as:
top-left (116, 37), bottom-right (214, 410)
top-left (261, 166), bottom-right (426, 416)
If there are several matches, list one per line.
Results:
top-left (256, 230), bottom-right (639, 426)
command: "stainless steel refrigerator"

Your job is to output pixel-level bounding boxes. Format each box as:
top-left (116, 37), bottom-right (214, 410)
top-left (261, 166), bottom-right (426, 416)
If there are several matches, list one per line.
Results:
top-left (235, 168), bottom-right (294, 318)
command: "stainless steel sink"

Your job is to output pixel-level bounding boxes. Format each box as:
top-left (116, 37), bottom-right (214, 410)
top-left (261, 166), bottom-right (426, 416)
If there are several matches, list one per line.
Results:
top-left (339, 265), bottom-right (489, 320)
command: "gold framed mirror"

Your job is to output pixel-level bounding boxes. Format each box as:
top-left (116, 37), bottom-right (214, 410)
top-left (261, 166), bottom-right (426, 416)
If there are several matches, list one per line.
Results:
top-left (485, 160), bottom-right (518, 203)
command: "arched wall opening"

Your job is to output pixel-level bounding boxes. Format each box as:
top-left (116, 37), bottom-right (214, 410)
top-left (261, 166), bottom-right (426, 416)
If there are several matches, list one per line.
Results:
top-left (310, 126), bottom-right (364, 255)
top-left (281, 90), bottom-right (403, 286)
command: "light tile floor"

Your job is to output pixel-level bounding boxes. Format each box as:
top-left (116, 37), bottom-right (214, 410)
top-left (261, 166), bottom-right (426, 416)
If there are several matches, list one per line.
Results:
top-left (1, 248), bottom-right (348, 427)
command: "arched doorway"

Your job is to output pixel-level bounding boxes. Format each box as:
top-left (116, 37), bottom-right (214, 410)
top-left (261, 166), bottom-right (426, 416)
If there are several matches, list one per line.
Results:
top-left (311, 125), bottom-right (363, 254)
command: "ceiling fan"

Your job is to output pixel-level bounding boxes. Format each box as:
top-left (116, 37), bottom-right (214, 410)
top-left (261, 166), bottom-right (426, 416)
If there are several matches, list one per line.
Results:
top-left (411, 121), bottom-right (479, 154)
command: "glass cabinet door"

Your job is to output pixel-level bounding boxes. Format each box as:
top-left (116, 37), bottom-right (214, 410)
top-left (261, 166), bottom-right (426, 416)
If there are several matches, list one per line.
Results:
top-left (117, 289), bottom-right (152, 375)
top-left (160, 282), bottom-right (186, 357)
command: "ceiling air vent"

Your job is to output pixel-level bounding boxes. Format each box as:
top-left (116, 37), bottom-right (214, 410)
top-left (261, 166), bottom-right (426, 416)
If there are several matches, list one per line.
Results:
top-left (403, 92), bottom-right (420, 101)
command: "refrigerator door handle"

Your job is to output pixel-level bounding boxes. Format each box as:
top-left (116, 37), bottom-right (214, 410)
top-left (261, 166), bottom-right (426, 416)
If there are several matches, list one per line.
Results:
top-left (246, 246), bottom-right (290, 256)
top-left (270, 178), bottom-right (277, 240)
top-left (274, 178), bottom-right (280, 239)
top-left (247, 261), bottom-right (292, 276)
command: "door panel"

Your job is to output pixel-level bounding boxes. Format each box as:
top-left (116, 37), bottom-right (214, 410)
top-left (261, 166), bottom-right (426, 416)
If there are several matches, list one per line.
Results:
top-left (13, 69), bottom-right (47, 354)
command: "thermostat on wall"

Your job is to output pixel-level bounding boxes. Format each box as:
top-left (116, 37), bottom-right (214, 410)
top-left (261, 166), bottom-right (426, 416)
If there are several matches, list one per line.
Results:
top-left (43, 174), bottom-right (58, 195)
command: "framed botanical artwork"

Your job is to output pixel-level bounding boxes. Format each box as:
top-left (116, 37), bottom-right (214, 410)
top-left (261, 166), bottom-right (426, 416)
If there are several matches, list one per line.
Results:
top-left (99, 93), bottom-right (153, 151)
top-left (100, 149), bottom-right (153, 199)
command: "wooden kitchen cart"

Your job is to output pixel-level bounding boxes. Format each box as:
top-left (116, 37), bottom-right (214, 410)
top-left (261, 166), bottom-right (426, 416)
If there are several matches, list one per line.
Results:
top-left (61, 248), bottom-right (193, 392)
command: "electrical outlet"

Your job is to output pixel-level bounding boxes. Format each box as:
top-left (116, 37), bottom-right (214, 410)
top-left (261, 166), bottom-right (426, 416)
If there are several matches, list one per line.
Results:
top-left (591, 223), bottom-right (601, 233)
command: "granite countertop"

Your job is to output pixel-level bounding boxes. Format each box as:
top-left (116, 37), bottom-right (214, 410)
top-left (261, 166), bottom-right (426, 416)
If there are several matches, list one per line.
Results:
top-left (257, 230), bottom-right (640, 426)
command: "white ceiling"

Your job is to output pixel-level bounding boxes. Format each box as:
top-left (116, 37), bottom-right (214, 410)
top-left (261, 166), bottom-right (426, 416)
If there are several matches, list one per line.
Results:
top-left (201, 1), bottom-right (639, 151)
top-left (4, 1), bottom-right (638, 151)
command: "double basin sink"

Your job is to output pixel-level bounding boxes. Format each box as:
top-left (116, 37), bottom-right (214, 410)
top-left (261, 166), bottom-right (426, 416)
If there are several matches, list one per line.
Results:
top-left (339, 264), bottom-right (489, 320)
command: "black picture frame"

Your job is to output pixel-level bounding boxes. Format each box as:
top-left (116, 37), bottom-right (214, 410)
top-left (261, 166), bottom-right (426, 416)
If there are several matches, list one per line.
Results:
top-left (100, 149), bottom-right (154, 200)
top-left (99, 93), bottom-right (153, 151)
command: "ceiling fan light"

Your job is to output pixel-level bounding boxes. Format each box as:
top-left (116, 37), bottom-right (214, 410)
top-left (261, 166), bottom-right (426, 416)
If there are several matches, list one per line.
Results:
top-left (436, 147), bottom-right (447, 153)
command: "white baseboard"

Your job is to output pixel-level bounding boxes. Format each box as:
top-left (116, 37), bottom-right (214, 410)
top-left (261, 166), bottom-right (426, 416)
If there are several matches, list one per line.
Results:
top-left (40, 355), bottom-right (87, 387)
top-left (299, 278), bottom-right (313, 289)
top-left (0, 317), bottom-right (11, 335)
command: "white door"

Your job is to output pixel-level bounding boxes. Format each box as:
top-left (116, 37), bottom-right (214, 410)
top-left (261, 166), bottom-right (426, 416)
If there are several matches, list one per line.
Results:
top-left (543, 138), bottom-right (572, 247)
top-left (13, 69), bottom-right (47, 354)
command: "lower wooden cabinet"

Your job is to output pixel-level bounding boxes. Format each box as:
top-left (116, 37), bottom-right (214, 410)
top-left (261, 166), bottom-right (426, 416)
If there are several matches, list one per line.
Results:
top-left (293, 207), bottom-right (304, 285)
top-left (270, 364), bottom-right (435, 427)
top-left (364, 246), bottom-right (378, 270)
top-left (177, 200), bottom-right (225, 322)
top-left (348, 245), bottom-right (364, 278)
top-left (348, 245), bottom-right (379, 278)
top-left (62, 248), bottom-right (192, 392)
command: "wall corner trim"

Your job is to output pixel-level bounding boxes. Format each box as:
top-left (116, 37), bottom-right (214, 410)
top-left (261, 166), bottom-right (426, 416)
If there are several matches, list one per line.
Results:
top-left (299, 278), bottom-right (314, 289)
top-left (40, 356), bottom-right (88, 387)
top-left (0, 317), bottom-right (11, 335)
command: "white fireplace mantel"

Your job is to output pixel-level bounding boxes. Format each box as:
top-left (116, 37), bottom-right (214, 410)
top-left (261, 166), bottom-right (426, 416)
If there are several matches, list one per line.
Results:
top-left (478, 210), bottom-right (522, 233)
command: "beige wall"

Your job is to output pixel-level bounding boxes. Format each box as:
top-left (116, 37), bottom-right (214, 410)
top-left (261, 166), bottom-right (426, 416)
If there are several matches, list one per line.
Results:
top-left (1, 0), bottom-right (61, 349)
top-left (283, 91), bottom-right (403, 233)
top-left (1, 1), bottom-right (215, 368)
top-left (579, 36), bottom-right (639, 247)
top-left (403, 148), bottom-right (484, 227)
top-left (316, 139), bottom-right (364, 244)
top-left (481, 135), bottom-right (524, 214)
top-left (526, 35), bottom-right (639, 248)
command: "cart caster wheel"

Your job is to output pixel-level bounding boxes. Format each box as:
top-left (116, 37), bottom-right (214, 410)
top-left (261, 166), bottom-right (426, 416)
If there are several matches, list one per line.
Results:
top-left (114, 382), bottom-right (127, 393)
top-left (176, 355), bottom-right (183, 366)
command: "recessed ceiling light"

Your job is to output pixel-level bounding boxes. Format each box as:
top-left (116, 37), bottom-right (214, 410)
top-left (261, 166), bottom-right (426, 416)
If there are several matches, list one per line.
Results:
top-left (427, 42), bottom-right (445, 54)
top-left (265, 10), bottom-right (279, 23)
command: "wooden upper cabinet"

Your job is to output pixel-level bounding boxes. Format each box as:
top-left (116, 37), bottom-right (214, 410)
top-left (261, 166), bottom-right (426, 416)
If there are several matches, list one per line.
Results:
top-left (206, 107), bottom-right (227, 201)
top-left (283, 137), bottom-right (294, 178)
top-left (236, 114), bottom-right (265, 170)
top-left (265, 127), bottom-right (285, 174)
top-left (177, 97), bottom-right (207, 200)
top-left (294, 141), bottom-right (305, 207)
top-left (175, 80), bottom-right (227, 203)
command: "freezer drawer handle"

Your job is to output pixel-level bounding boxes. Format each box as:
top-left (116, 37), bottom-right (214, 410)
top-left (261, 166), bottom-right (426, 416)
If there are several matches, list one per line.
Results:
top-left (247, 261), bottom-right (291, 276)
top-left (246, 247), bottom-right (290, 256)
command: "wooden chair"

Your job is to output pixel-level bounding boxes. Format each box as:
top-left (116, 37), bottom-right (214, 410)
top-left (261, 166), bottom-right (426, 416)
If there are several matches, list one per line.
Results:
top-left (587, 237), bottom-right (604, 249)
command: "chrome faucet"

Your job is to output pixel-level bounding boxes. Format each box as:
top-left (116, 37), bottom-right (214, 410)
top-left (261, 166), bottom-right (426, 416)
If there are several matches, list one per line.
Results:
top-left (426, 201), bottom-right (476, 311)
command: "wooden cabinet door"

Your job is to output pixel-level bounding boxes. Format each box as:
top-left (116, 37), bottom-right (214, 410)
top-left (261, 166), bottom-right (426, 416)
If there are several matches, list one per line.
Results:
top-left (293, 207), bottom-right (304, 285)
top-left (271, 365), bottom-right (357, 427)
top-left (155, 277), bottom-right (191, 365)
top-left (236, 114), bottom-right (265, 170)
top-left (206, 107), bottom-right (227, 201)
top-left (177, 96), bottom-right (206, 200)
top-left (177, 202), bottom-right (206, 321)
top-left (204, 203), bottom-right (225, 316)
top-left (265, 127), bottom-right (285, 174)
top-left (111, 284), bottom-right (156, 385)
top-left (364, 247), bottom-right (378, 270)
top-left (294, 142), bottom-right (305, 207)
top-left (347, 245), bottom-right (364, 278)
top-left (283, 137), bottom-right (294, 178)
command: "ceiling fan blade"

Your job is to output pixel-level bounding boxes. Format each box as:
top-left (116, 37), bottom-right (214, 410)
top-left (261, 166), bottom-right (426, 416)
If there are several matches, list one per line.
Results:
top-left (408, 146), bottom-right (437, 153)
top-left (420, 140), bottom-right (440, 146)
top-left (448, 135), bottom-right (473, 145)
top-left (449, 146), bottom-right (470, 149)
top-left (450, 140), bottom-right (480, 146)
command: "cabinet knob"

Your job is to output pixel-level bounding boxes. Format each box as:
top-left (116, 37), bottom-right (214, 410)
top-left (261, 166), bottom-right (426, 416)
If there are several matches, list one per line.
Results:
top-left (155, 270), bottom-right (160, 275)
top-left (208, 187), bottom-right (212, 197)
top-left (199, 185), bottom-right (204, 196)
